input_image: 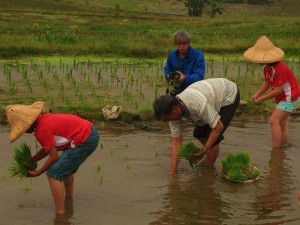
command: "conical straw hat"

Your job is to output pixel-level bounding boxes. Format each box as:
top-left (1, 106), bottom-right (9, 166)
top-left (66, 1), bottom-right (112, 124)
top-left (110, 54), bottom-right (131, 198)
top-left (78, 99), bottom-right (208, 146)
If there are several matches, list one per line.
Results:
top-left (6, 101), bottom-right (44, 143)
top-left (243, 36), bottom-right (284, 63)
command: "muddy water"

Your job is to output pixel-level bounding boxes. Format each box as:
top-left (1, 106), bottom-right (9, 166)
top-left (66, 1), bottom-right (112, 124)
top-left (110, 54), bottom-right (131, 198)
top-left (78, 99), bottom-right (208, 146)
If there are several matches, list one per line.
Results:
top-left (1, 117), bottom-right (300, 225)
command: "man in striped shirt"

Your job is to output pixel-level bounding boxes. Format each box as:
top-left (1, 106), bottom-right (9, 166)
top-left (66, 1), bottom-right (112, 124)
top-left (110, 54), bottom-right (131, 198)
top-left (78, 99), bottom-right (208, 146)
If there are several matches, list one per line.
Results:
top-left (154, 78), bottom-right (240, 175)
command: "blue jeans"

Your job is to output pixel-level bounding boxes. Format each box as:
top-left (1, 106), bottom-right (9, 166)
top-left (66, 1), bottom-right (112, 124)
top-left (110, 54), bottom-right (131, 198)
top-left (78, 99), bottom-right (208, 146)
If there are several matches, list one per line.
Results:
top-left (46, 126), bottom-right (100, 181)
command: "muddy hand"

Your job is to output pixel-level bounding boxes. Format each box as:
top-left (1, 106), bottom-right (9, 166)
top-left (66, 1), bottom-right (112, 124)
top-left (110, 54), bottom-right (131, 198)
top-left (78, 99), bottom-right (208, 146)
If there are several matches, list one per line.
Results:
top-left (193, 149), bottom-right (207, 164)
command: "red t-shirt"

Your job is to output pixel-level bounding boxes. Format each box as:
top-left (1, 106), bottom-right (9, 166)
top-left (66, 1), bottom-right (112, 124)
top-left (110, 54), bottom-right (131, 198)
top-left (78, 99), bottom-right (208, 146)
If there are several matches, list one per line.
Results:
top-left (263, 61), bottom-right (300, 103)
top-left (34, 114), bottom-right (93, 152)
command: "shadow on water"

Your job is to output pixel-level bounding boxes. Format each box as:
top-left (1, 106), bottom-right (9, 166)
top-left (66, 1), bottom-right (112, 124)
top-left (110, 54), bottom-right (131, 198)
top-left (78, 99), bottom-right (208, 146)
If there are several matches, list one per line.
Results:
top-left (1, 117), bottom-right (300, 225)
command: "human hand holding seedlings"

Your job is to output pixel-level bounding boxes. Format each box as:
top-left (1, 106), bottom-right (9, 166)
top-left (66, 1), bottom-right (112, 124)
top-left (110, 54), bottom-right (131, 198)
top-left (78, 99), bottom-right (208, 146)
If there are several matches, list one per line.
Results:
top-left (27, 147), bottom-right (59, 177)
top-left (8, 143), bottom-right (37, 179)
top-left (177, 141), bottom-right (198, 168)
top-left (193, 147), bottom-right (207, 164)
top-left (194, 120), bottom-right (224, 166)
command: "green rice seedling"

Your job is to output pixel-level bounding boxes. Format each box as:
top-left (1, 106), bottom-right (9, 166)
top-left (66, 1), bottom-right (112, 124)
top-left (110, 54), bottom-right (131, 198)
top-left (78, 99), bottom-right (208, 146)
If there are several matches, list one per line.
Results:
top-left (110, 147), bottom-right (115, 156)
top-left (20, 182), bottom-right (32, 191)
top-left (221, 151), bottom-right (260, 182)
top-left (38, 70), bottom-right (43, 79)
top-left (15, 60), bottom-right (20, 72)
top-left (6, 69), bottom-right (12, 85)
top-left (124, 141), bottom-right (129, 149)
top-left (97, 69), bottom-right (102, 83)
top-left (235, 151), bottom-right (250, 165)
top-left (155, 160), bottom-right (161, 166)
top-left (95, 162), bottom-right (103, 186)
top-left (178, 141), bottom-right (199, 167)
top-left (22, 67), bottom-right (28, 80)
top-left (95, 162), bottom-right (102, 173)
top-left (9, 83), bottom-right (18, 95)
top-left (43, 79), bottom-right (48, 90)
top-left (226, 164), bottom-right (247, 181)
top-left (8, 143), bottom-right (37, 179)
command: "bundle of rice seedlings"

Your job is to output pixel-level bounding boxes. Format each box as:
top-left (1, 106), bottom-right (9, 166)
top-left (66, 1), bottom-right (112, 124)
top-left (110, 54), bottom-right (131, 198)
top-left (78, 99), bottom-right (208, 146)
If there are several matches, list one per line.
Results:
top-left (178, 141), bottom-right (199, 167)
top-left (8, 143), bottom-right (37, 179)
top-left (221, 151), bottom-right (260, 182)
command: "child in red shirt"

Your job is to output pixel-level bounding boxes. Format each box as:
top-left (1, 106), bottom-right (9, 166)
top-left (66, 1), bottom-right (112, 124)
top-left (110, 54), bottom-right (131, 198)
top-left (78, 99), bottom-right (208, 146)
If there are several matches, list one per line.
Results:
top-left (244, 36), bottom-right (300, 149)
top-left (6, 101), bottom-right (100, 214)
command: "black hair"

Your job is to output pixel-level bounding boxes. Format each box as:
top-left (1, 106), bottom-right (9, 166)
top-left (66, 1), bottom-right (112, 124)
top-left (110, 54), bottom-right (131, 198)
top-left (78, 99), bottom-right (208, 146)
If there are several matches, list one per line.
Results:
top-left (153, 95), bottom-right (179, 118)
top-left (268, 61), bottom-right (279, 66)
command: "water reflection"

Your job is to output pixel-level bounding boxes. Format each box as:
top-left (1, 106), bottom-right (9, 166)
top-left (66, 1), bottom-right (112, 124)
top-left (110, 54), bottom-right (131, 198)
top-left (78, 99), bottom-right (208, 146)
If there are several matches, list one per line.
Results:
top-left (252, 148), bottom-right (295, 223)
top-left (53, 198), bottom-right (74, 225)
top-left (150, 167), bottom-right (229, 225)
top-left (1, 120), bottom-right (300, 225)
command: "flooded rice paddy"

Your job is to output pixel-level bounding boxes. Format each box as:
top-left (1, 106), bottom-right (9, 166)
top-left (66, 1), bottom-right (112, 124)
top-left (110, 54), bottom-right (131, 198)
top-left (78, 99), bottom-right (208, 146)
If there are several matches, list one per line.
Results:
top-left (0, 58), bottom-right (299, 115)
top-left (0, 58), bottom-right (300, 224)
top-left (1, 116), bottom-right (300, 225)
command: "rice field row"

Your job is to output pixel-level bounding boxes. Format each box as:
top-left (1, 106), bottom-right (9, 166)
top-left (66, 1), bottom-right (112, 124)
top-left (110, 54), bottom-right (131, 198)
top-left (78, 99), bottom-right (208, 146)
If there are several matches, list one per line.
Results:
top-left (0, 57), bottom-right (299, 115)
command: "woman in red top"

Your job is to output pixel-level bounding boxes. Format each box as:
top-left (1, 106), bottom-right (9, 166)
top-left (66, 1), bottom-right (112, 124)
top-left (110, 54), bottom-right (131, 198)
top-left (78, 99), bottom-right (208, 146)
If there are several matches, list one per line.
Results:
top-left (244, 36), bottom-right (300, 149)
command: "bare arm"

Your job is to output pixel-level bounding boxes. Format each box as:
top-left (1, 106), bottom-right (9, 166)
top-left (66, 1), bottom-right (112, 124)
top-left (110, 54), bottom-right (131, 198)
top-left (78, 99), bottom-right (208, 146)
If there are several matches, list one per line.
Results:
top-left (171, 136), bottom-right (182, 175)
top-left (194, 120), bottom-right (224, 162)
top-left (27, 147), bottom-right (60, 177)
top-left (252, 81), bottom-right (270, 102)
top-left (205, 120), bottom-right (224, 149)
top-left (254, 86), bottom-right (283, 105)
top-left (32, 148), bottom-right (48, 162)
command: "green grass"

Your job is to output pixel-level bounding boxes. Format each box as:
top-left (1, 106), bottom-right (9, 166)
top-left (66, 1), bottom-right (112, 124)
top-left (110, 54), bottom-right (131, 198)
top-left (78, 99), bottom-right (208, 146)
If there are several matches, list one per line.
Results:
top-left (0, 1), bottom-right (299, 58)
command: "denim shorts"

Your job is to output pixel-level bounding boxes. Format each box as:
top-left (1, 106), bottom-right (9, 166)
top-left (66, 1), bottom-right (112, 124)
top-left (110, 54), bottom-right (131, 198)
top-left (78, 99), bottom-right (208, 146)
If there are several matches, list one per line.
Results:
top-left (46, 126), bottom-right (100, 181)
top-left (276, 97), bottom-right (300, 113)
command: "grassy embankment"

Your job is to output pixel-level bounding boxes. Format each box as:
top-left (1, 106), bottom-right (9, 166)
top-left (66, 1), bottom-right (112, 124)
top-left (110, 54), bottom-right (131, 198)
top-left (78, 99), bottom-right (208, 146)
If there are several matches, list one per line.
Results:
top-left (0, 0), bottom-right (299, 125)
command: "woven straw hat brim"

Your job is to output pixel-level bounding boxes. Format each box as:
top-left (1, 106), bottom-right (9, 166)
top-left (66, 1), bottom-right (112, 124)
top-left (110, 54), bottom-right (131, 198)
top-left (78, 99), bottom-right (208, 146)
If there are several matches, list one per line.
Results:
top-left (6, 101), bottom-right (44, 143)
top-left (243, 36), bottom-right (284, 64)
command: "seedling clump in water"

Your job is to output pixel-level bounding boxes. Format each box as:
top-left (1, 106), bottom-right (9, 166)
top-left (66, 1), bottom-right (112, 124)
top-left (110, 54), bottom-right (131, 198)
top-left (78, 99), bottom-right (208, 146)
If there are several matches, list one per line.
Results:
top-left (8, 143), bottom-right (37, 179)
top-left (178, 141), bottom-right (199, 167)
top-left (221, 151), bottom-right (260, 181)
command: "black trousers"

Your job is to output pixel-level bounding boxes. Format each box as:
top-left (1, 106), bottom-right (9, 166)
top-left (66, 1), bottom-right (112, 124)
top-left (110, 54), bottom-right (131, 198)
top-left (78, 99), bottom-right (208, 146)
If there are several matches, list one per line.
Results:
top-left (193, 88), bottom-right (240, 146)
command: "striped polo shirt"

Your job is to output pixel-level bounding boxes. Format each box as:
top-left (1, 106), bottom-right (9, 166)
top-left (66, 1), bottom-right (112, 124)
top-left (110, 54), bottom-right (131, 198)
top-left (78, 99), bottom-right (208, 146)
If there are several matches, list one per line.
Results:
top-left (169, 78), bottom-right (238, 137)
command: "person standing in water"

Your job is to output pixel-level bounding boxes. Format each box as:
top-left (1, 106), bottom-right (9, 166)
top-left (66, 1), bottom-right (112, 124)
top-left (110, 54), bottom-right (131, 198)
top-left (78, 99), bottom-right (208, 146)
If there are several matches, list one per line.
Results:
top-left (243, 36), bottom-right (300, 149)
top-left (6, 101), bottom-right (100, 214)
